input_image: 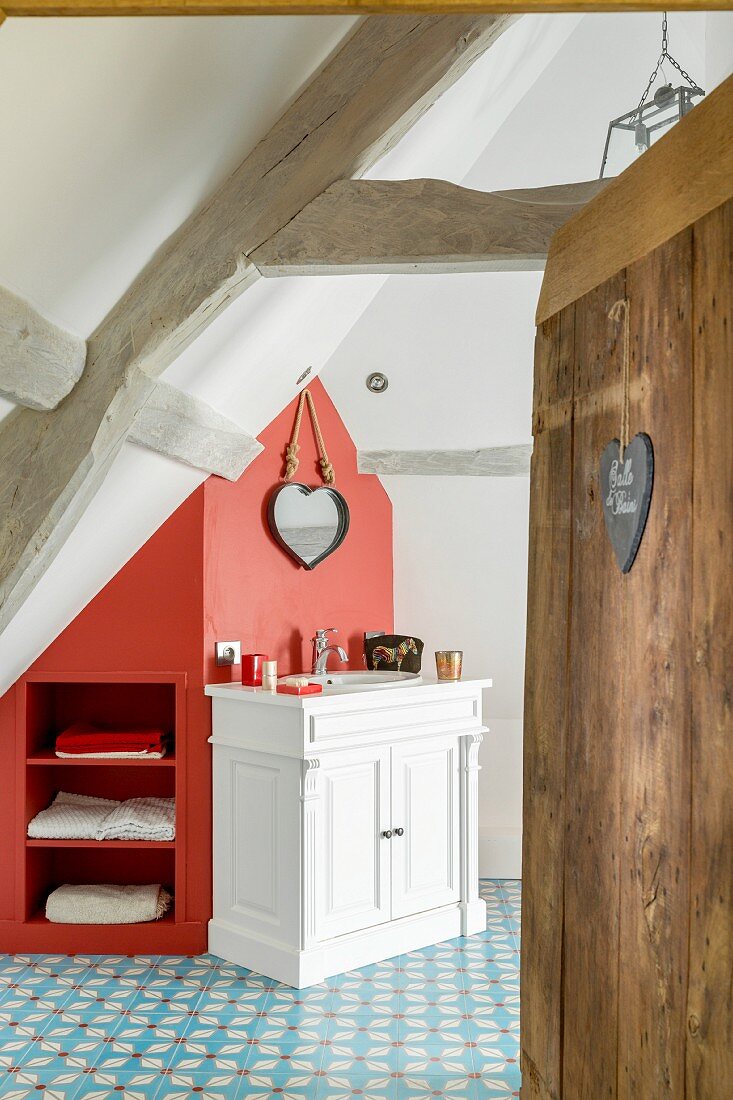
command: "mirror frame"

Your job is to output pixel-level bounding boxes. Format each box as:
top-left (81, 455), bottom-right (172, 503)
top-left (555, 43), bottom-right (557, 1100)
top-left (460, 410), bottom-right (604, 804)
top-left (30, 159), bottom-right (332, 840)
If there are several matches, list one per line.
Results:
top-left (267, 482), bottom-right (350, 570)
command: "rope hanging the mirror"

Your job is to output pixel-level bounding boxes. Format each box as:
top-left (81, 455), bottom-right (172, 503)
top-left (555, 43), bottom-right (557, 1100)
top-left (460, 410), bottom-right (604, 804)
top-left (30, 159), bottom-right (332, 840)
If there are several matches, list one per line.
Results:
top-left (282, 388), bottom-right (336, 486)
top-left (269, 387), bottom-right (349, 570)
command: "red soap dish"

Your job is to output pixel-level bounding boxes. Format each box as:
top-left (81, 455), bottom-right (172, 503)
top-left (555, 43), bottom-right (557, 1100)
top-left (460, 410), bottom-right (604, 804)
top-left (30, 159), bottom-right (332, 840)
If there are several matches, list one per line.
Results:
top-left (276, 683), bottom-right (323, 696)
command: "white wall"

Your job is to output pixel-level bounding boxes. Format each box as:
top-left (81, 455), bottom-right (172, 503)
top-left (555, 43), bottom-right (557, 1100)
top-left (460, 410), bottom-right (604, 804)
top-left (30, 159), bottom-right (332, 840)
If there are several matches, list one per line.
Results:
top-left (706, 13), bottom-right (733, 87)
top-left (386, 475), bottom-right (529, 878)
top-left (323, 272), bottom-right (539, 879)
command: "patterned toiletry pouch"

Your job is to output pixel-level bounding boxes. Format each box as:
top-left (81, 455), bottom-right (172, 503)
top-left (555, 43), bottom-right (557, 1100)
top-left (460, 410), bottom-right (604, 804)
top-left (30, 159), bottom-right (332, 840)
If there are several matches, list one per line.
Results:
top-left (365, 634), bottom-right (424, 674)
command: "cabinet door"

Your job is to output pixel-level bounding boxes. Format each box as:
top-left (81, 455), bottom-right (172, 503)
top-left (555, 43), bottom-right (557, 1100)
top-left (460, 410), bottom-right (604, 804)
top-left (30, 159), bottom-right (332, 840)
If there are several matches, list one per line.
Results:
top-left (390, 737), bottom-right (460, 920)
top-left (316, 745), bottom-right (391, 940)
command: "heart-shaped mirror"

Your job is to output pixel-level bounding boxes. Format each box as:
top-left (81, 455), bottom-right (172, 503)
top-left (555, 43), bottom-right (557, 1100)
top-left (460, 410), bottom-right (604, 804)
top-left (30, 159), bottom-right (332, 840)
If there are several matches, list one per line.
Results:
top-left (267, 483), bottom-right (350, 570)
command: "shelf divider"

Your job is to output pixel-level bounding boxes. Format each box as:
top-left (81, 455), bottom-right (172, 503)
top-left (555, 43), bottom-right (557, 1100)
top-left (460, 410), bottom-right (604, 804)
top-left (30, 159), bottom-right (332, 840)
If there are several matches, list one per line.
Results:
top-left (26, 838), bottom-right (176, 849)
top-left (27, 749), bottom-right (175, 767)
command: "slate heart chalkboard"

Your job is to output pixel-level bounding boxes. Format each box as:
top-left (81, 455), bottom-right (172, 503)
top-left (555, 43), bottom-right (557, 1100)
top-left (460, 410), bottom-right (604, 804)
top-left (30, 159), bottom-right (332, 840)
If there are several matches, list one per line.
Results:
top-left (600, 432), bottom-right (654, 574)
top-left (267, 482), bottom-right (350, 570)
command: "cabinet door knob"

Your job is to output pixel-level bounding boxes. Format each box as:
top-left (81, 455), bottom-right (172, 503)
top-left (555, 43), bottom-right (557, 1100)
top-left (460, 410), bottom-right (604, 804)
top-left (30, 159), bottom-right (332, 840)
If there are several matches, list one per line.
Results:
top-left (394, 827), bottom-right (404, 837)
top-left (381, 829), bottom-right (393, 839)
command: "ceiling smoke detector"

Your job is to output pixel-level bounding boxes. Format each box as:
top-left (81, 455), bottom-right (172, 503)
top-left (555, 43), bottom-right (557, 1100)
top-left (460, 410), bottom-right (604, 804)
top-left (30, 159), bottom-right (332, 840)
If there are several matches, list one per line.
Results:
top-left (366, 372), bottom-right (389, 394)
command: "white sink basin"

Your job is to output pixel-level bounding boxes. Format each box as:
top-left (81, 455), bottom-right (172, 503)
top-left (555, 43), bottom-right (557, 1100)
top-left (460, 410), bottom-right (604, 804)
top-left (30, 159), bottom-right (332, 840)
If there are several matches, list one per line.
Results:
top-left (285, 671), bottom-right (422, 694)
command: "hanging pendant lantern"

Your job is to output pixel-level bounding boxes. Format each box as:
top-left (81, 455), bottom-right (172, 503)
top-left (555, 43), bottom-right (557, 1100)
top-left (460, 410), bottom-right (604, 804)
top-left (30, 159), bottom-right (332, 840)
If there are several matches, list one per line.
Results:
top-left (599, 13), bottom-right (704, 178)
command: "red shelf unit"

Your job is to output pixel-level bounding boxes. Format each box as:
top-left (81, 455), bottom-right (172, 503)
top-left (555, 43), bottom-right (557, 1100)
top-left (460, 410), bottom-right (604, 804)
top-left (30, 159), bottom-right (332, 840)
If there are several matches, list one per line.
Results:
top-left (5, 671), bottom-right (205, 954)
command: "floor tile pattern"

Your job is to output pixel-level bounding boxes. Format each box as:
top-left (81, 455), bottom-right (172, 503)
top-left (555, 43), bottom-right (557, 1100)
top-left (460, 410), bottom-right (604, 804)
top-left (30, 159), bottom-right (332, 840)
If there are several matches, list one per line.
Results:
top-left (0, 880), bottom-right (520, 1099)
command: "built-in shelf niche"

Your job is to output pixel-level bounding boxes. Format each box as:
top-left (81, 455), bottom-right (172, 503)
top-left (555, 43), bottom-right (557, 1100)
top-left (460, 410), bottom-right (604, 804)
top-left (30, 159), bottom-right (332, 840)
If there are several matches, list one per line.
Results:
top-left (13, 671), bottom-right (190, 953)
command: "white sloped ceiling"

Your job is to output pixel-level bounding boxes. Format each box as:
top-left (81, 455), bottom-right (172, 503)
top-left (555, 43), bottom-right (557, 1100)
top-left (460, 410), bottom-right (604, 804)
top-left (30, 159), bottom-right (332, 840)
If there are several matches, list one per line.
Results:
top-left (0, 10), bottom-right (727, 693)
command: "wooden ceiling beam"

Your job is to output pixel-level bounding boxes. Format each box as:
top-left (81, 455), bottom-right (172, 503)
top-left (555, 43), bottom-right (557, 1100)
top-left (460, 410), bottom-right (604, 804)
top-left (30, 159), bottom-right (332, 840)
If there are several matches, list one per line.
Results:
top-left (251, 178), bottom-right (609, 276)
top-left (0, 1), bottom-right (720, 15)
top-left (0, 12), bottom-right (516, 634)
top-left (359, 445), bottom-right (533, 476)
top-left (0, 286), bottom-right (85, 411)
top-left (129, 378), bottom-right (263, 481)
top-left (0, 285), bottom-right (255, 480)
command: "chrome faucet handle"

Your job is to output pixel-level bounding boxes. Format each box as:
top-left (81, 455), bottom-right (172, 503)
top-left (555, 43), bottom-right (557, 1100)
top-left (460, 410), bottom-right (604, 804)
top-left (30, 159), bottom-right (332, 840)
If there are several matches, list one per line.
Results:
top-left (314, 628), bottom-right (337, 640)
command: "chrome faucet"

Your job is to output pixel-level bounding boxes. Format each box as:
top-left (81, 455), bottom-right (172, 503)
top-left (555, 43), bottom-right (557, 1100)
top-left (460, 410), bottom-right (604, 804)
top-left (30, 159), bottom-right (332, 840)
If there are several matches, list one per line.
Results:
top-left (312, 628), bottom-right (348, 674)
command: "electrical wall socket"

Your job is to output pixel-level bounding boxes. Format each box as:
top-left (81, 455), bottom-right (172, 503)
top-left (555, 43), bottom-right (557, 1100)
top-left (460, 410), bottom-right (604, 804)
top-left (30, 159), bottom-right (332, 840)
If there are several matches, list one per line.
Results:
top-left (215, 641), bottom-right (241, 666)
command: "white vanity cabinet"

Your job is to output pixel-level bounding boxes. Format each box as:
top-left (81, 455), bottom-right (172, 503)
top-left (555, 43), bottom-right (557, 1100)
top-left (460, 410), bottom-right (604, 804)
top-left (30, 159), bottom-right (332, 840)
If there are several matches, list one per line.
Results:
top-left (206, 677), bottom-right (489, 988)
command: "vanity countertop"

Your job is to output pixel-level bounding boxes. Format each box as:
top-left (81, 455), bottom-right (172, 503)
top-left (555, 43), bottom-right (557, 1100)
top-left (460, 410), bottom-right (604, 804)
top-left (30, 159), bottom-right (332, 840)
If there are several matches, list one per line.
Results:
top-left (205, 675), bottom-right (492, 708)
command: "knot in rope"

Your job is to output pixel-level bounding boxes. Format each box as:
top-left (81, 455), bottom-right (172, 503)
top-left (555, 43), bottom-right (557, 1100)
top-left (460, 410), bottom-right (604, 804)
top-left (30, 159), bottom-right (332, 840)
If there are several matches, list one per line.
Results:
top-left (282, 387), bottom-right (336, 486)
top-left (319, 457), bottom-right (335, 486)
top-left (284, 442), bottom-right (300, 481)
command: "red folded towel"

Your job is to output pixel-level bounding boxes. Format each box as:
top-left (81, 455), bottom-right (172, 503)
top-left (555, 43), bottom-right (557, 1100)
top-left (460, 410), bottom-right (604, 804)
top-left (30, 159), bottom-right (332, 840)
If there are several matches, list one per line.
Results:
top-left (55, 722), bottom-right (169, 755)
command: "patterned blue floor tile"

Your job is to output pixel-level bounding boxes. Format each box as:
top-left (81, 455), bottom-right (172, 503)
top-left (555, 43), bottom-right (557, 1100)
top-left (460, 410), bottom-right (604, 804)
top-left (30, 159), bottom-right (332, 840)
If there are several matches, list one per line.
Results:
top-left (329, 994), bottom-right (400, 1018)
top-left (0, 1066), bottom-right (86, 1099)
top-left (396, 1043), bottom-right (477, 1078)
top-left (64, 987), bottom-right (141, 1012)
top-left (399, 992), bottom-right (466, 1018)
top-left (398, 1018), bottom-right (472, 1045)
top-left (72, 1071), bottom-right (165, 1099)
top-left (29, 1039), bottom-right (106, 1072)
top-left (267, 988), bottom-right (334, 1012)
top-left (184, 1015), bottom-right (265, 1043)
top-left (195, 991), bottom-right (270, 1014)
top-left (0, 880), bottom-right (519, 1096)
top-left (465, 1020), bottom-right (518, 1046)
top-left (0, 1045), bottom-right (33, 1092)
top-left (320, 1041), bottom-right (398, 1077)
top-left (245, 1041), bottom-right (324, 1075)
top-left (471, 1044), bottom-right (521, 1077)
top-left (393, 1075), bottom-right (478, 1098)
top-left (231, 974), bottom-right (280, 994)
top-left (91, 1037), bottom-right (175, 1073)
top-left (461, 975), bottom-right (519, 996)
top-left (166, 1041), bottom-right (251, 1073)
top-left (132, 988), bottom-right (205, 1013)
top-left (154, 1072), bottom-right (243, 1099)
top-left (474, 1075), bottom-right (521, 1098)
top-left (315, 1075), bottom-right (394, 1099)
top-left (258, 1016), bottom-right (331, 1044)
top-left (327, 1018), bottom-right (399, 1045)
top-left (238, 1072), bottom-right (321, 1098)
top-left (0, 990), bottom-right (74, 1013)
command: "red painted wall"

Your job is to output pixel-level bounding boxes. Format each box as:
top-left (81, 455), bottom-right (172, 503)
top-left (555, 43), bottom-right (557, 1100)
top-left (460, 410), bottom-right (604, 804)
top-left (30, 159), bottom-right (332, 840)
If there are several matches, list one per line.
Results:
top-left (0, 379), bottom-right (393, 940)
top-left (204, 380), bottom-right (394, 685)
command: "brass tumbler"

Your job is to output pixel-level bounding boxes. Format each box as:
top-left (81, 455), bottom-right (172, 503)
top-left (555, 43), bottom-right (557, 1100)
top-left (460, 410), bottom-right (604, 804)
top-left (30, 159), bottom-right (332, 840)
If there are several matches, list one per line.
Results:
top-left (435, 650), bottom-right (463, 681)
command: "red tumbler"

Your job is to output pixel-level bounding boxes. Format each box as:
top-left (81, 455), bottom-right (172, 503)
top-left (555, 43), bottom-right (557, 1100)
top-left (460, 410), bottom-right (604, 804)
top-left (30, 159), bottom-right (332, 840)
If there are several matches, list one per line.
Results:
top-left (242, 653), bottom-right (269, 687)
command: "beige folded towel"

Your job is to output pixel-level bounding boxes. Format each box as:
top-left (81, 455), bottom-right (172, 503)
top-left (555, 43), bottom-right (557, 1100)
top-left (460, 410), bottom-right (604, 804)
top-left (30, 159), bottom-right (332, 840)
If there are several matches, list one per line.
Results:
top-left (28, 791), bottom-right (119, 840)
top-left (45, 883), bottom-right (171, 924)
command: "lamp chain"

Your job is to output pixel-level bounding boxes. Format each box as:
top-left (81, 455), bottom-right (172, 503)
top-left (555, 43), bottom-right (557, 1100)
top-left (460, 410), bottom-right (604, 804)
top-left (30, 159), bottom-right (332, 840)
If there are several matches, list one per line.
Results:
top-left (633, 12), bottom-right (700, 122)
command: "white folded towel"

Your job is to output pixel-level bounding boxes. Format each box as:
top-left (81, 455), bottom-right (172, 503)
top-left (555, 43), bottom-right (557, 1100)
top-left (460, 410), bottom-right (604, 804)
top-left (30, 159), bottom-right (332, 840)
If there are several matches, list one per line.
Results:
top-left (95, 796), bottom-right (175, 842)
top-left (56, 746), bottom-right (168, 759)
top-left (46, 883), bottom-right (171, 924)
top-left (27, 791), bottom-right (176, 842)
top-left (27, 791), bottom-right (118, 840)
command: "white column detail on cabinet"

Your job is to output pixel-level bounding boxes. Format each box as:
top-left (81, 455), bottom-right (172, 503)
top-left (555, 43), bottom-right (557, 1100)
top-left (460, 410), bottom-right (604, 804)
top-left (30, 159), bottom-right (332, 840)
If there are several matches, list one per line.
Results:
top-left (460, 731), bottom-right (485, 935)
top-left (300, 757), bottom-right (321, 951)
